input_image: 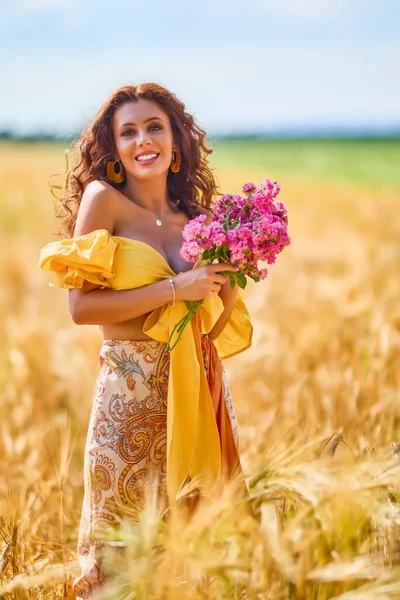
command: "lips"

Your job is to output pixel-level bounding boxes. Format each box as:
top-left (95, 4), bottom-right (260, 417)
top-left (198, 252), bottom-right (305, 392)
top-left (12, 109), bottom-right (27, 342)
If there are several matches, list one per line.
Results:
top-left (136, 154), bottom-right (159, 166)
top-left (135, 152), bottom-right (160, 161)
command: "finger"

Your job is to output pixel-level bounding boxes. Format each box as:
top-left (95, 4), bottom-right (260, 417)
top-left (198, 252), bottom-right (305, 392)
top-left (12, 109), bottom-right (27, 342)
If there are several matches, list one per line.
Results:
top-left (208, 263), bottom-right (238, 273)
top-left (212, 274), bottom-right (229, 285)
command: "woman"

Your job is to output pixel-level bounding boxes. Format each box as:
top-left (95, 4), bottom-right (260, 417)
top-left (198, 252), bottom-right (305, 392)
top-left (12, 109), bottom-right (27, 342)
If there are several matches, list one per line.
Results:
top-left (38, 82), bottom-right (253, 598)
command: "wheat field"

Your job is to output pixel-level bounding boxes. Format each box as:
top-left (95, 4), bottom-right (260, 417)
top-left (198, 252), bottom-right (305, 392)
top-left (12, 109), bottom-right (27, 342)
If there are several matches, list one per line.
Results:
top-left (1, 138), bottom-right (400, 599)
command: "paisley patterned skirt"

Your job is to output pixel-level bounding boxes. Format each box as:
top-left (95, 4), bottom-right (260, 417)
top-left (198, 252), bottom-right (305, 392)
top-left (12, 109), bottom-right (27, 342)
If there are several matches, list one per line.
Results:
top-left (73, 336), bottom-right (245, 599)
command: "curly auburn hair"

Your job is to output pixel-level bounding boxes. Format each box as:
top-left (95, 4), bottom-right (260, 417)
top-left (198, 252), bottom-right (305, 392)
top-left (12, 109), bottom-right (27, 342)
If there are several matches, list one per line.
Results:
top-left (51, 82), bottom-right (221, 238)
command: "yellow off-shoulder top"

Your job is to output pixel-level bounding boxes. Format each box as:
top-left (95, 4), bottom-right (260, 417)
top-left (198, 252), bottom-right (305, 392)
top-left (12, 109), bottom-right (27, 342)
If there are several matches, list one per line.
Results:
top-left (38, 229), bottom-right (253, 503)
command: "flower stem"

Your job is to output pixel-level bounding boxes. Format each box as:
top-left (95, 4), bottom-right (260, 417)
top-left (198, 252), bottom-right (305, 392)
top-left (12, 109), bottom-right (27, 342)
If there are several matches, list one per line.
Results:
top-left (162, 299), bottom-right (205, 356)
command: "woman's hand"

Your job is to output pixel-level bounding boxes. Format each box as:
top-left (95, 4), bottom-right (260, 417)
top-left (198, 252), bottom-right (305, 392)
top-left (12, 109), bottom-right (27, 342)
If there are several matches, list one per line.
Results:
top-left (173, 263), bottom-right (239, 302)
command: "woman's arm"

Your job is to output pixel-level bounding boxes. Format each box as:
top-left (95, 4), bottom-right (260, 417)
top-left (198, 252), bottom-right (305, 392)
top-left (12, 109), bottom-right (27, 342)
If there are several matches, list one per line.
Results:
top-left (70, 279), bottom-right (175, 325)
top-left (207, 280), bottom-right (239, 341)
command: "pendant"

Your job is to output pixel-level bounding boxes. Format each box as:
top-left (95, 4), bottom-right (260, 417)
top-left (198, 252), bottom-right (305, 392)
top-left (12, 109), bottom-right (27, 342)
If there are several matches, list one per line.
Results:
top-left (155, 219), bottom-right (162, 227)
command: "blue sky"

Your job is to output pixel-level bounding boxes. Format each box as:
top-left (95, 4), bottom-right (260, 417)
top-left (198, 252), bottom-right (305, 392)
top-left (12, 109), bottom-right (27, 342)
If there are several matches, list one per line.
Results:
top-left (2, 0), bottom-right (399, 136)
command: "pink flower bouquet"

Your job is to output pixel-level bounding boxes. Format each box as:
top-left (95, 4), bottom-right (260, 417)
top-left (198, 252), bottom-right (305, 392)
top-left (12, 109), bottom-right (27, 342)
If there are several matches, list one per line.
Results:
top-left (165, 178), bottom-right (290, 353)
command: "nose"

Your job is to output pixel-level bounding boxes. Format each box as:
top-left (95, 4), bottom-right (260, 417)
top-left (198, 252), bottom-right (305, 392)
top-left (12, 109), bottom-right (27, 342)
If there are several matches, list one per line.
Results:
top-left (137, 128), bottom-right (152, 145)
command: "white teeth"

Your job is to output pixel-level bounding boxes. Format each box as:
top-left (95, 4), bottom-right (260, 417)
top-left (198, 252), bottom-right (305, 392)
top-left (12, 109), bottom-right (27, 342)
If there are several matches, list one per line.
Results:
top-left (136, 153), bottom-right (158, 162)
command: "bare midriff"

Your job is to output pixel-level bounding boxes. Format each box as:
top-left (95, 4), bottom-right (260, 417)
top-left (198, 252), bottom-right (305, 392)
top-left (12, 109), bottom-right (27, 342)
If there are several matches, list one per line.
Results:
top-left (100, 312), bottom-right (158, 341)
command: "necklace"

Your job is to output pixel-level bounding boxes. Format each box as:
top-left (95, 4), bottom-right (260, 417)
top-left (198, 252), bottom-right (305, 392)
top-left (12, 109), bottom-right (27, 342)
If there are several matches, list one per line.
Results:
top-left (151, 202), bottom-right (166, 227)
top-left (153, 199), bottom-right (180, 227)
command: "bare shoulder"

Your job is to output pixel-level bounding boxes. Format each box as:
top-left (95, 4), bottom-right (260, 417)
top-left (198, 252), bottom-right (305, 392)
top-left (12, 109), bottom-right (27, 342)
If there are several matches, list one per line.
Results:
top-left (197, 205), bottom-right (213, 225)
top-left (74, 180), bottom-right (116, 237)
top-left (70, 180), bottom-right (117, 296)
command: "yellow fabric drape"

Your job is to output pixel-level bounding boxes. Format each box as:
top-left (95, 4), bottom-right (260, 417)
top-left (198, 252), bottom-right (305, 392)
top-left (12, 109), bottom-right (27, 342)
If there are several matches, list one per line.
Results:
top-left (142, 288), bottom-right (229, 502)
top-left (38, 229), bottom-right (118, 289)
top-left (38, 229), bottom-right (253, 503)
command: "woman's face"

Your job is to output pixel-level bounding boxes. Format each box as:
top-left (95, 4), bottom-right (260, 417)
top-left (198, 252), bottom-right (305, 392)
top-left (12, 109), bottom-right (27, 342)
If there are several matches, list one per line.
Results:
top-left (111, 99), bottom-right (176, 181)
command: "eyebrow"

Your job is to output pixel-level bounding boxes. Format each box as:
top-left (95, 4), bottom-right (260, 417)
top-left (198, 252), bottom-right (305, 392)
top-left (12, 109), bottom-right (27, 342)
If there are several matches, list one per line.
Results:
top-left (120, 117), bottom-right (164, 128)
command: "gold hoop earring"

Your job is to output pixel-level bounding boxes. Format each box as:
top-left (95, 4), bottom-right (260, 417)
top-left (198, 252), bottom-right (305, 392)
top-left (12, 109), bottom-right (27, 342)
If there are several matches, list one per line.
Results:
top-left (106, 160), bottom-right (125, 184)
top-left (170, 148), bottom-right (181, 173)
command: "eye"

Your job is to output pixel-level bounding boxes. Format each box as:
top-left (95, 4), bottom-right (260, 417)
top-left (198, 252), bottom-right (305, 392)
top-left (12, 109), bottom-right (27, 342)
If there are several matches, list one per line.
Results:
top-left (121, 124), bottom-right (162, 137)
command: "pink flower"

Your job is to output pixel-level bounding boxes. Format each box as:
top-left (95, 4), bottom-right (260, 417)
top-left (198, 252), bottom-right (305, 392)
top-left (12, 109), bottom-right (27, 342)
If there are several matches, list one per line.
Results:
top-left (208, 222), bottom-right (228, 246)
top-left (271, 200), bottom-right (288, 223)
top-left (237, 225), bottom-right (253, 241)
top-left (253, 178), bottom-right (281, 202)
top-left (242, 182), bottom-right (256, 195)
top-left (180, 240), bottom-right (203, 262)
top-left (251, 192), bottom-right (274, 215)
top-left (182, 214), bottom-right (207, 241)
top-left (167, 176), bottom-right (290, 353)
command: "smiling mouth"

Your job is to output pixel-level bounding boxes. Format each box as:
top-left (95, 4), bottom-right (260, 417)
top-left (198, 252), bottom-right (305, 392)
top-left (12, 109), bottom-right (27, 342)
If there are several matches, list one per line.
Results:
top-left (135, 153), bottom-right (160, 164)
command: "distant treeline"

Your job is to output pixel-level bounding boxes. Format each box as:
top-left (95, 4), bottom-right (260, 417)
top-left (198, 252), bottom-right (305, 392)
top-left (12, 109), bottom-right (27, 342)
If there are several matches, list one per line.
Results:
top-left (0, 130), bottom-right (75, 143)
top-left (1, 128), bottom-right (400, 143)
